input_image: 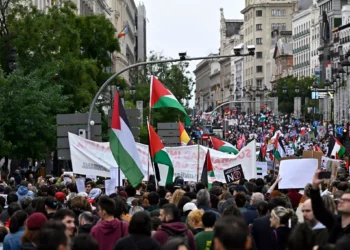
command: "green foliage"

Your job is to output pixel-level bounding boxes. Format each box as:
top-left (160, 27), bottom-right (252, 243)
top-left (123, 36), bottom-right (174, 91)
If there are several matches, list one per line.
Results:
top-left (272, 76), bottom-right (314, 114)
top-left (129, 52), bottom-right (193, 126)
top-left (0, 69), bottom-right (70, 159)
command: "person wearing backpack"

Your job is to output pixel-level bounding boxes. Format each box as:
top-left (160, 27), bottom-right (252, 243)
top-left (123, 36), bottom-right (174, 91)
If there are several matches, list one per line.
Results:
top-left (152, 203), bottom-right (196, 250)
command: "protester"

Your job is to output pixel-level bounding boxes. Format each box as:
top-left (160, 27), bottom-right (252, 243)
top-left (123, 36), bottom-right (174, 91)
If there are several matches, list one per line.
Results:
top-left (71, 234), bottom-right (99, 250)
top-left (270, 206), bottom-right (294, 250)
top-left (187, 209), bottom-right (204, 235)
top-left (21, 212), bottom-right (47, 250)
top-left (3, 210), bottom-right (27, 250)
top-left (195, 211), bottom-right (216, 250)
top-left (90, 196), bottom-right (128, 250)
top-left (77, 211), bottom-right (94, 234)
top-left (311, 169), bottom-right (350, 243)
top-left (152, 203), bottom-right (196, 250)
top-left (113, 211), bottom-right (160, 250)
top-left (36, 221), bottom-right (70, 250)
top-left (53, 209), bottom-right (76, 239)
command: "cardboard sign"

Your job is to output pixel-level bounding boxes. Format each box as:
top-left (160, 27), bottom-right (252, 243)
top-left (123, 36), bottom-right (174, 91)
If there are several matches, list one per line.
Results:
top-left (303, 151), bottom-right (323, 169)
top-left (224, 164), bottom-right (245, 184)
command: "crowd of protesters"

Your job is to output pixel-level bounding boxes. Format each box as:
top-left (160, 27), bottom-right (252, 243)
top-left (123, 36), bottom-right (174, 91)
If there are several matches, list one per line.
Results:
top-left (0, 162), bottom-right (349, 250)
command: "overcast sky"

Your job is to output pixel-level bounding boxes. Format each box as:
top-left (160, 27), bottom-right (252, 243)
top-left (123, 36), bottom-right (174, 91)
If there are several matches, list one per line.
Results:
top-left (134, 0), bottom-right (245, 107)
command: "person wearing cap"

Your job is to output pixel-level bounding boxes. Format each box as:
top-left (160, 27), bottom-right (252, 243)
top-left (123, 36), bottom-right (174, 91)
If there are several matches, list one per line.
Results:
top-left (55, 192), bottom-right (66, 208)
top-left (87, 188), bottom-right (102, 204)
top-left (21, 212), bottom-right (47, 250)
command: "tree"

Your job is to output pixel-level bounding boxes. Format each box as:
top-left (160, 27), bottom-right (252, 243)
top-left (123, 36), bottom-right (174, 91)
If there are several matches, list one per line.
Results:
top-left (128, 52), bottom-right (194, 144)
top-left (273, 76), bottom-right (314, 115)
top-left (2, 1), bottom-right (121, 112)
top-left (0, 68), bottom-right (70, 159)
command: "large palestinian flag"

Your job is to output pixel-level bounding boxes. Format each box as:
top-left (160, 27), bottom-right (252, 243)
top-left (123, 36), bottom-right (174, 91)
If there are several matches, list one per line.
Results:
top-left (148, 122), bottom-right (174, 185)
top-left (150, 76), bottom-right (190, 125)
top-left (200, 150), bottom-right (216, 189)
top-left (328, 136), bottom-right (346, 158)
top-left (110, 91), bottom-right (144, 187)
top-left (210, 137), bottom-right (239, 154)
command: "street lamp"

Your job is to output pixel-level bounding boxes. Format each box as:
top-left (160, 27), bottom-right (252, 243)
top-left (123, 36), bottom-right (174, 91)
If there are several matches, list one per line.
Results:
top-left (295, 84), bottom-right (300, 94)
top-left (282, 84), bottom-right (287, 94)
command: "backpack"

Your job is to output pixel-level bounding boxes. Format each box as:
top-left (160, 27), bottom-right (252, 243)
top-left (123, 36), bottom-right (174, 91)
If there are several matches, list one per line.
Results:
top-left (161, 227), bottom-right (189, 246)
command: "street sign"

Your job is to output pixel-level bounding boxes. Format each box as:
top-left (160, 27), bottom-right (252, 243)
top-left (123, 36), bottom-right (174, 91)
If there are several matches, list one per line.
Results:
top-left (295, 120), bottom-right (300, 126)
top-left (202, 134), bottom-right (209, 141)
top-left (313, 121), bottom-right (319, 127)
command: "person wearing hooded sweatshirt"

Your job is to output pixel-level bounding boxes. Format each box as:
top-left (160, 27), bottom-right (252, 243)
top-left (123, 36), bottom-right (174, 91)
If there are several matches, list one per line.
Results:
top-left (16, 181), bottom-right (34, 202)
top-left (152, 203), bottom-right (196, 250)
top-left (90, 196), bottom-right (128, 250)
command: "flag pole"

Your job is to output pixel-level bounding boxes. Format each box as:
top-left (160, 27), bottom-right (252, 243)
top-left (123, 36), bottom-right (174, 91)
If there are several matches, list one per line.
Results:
top-left (197, 138), bottom-right (201, 182)
top-left (148, 76), bottom-right (153, 181)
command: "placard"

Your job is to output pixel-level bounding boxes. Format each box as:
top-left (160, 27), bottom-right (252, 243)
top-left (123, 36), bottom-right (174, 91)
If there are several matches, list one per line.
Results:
top-left (303, 151), bottom-right (323, 169)
top-left (224, 164), bottom-right (245, 184)
top-left (279, 159), bottom-right (318, 189)
top-left (63, 172), bottom-right (73, 184)
top-left (256, 161), bottom-right (268, 178)
top-left (75, 178), bottom-right (86, 193)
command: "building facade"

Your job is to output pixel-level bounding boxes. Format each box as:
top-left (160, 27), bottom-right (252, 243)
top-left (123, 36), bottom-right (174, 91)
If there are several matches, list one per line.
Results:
top-left (292, 1), bottom-right (320, 78)
top-left (136, 3), bottom-right (147, 62)
top-left (241, 0), bottom-right (297, 95)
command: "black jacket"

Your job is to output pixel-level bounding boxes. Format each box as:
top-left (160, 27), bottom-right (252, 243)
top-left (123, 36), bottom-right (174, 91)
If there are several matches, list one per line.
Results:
top-left (78, 224), bottom-right (93, 234)
top-left (251, 215), bottom-right (274, 250)
top-left (113, 234), bottom-right (161, 250)
top-left (310, 188), bottom-right (350, 243)
top-left (271, 226), bottom-right (290, 250)
top-left (21, 242), bottom-right (36, 250)
top-left (244, 205), bottom-right (259, 225)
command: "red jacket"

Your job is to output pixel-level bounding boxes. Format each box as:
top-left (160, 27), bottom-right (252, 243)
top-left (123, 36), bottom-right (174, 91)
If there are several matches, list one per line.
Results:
top-left (287, 189), bottom-right (302, 208)
top-left (90, 218), bottom-right (129, 250)
top-left (152, 222), bottom-right (196, 250)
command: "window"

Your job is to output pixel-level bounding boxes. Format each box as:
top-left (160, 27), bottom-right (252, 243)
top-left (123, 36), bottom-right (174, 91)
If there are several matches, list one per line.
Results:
top-left (272, 9), bottom-right (286, 16)
top-left (256, 10), bottom-right (262, 17)
top-left (257, 79), bottom-right (263, 87)
top-left (256, 52), bottom-right (263, 58)
top-left (271, 23), bottom-right (287, 31)
top-left (256, 24), bottom-right (262, 30)
top-left (256, 38), bottom-right (262, 44)
top-left (256, 66), bottom-right (263, 73)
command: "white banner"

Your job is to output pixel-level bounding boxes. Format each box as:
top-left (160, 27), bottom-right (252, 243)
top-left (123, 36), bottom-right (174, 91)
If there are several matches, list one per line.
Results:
top-left (68, 133), bottom-right (256, 183)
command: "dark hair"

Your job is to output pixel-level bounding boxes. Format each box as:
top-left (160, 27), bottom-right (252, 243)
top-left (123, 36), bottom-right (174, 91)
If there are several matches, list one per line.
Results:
top-left (71, 234), bottom-right (99, 250)
top-left (7, 192), bottom-right (18, 205)
top-left (268, 197), bottom-right (287, 211)
top-left (202, 211), bottom-right (216, 228)
top-left (177, 196), bottom-right (191, 216)
top-left (8, 202), bottom-right (22, 217)
top-left (235, 193), bottom-right (246, 208)
top-left (150, 210), bottom-right (160, 217)
top-left (0, 226), bottom-right (8, 242)
top-left (161, 203), bottom-right (181, 222)
top-left (165, 183), bottom-right (174, 194)
top-left (0, 196), bottom-right (6, 208)
top-left (214, 216), bottom-right (248, 250)
top-left (287, 223), bottom-right (314, 250)
top-left (337, 182), bottom-right (349, 192)
top-left (9, 210), bottom-right (27, 233)
top-left (195, 183), bottom-right (205, 192)
top-left (47, 186), bottom-right (58, 197)
top-left (184, 192), bottom-right (196, 200)
top-left (210, 194), bottom-right (219, 210)
top-left (37, 221), bottom-right (68, 250)
top-left (4, 186), bottom-right (13, 195)
top-left (128, 211), bottom-right (152, 236)
top-left (157, 187), bottom-right (167, 199)
top-left (257, 201), bottom-right (269, 217)
top-left (98, 196), bottom-right (116, 217)
top-left (20, 196), bottom-right (33, 211)
top-left (222, 205), bottom-right (242, 217)
top-left (113, 197), bottom-right (128, 219)
top-left (45, 196), bottom-right (59, 210)
top-left (86, 181), bottom-right (96, 188)
top-left (33, 198), bottom-right (47, 215)
top-left (67, 183), bottom-right (77, 193)
top-left (147, 184), bottom-right (156, 192)
top-left (151, 216), bottom-right (161, 231)
top-left (53, 209), bottom-right (75, 221)
top-left (159, 198), bottom-right (169, 208)
top-left (162, 238), bottom-right (190, 250)
top-left (125, 185), bottom-right (136, 197)
top-left (148, 192), bottom-right (160, 206)
top-left (209, 186), bottom-right (222, 197)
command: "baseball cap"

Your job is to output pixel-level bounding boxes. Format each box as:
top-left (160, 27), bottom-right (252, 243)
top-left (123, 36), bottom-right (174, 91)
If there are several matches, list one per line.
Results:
top-left (183, 202), bottom-right (197, 212)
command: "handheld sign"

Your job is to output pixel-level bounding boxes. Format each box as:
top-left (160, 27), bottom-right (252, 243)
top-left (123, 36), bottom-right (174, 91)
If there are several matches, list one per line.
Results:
top-left (224, 164), bottom-right (245, 184)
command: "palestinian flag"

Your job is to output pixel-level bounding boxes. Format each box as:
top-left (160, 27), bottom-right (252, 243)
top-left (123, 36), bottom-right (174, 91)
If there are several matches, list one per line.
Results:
top-left (178, 122), bottom-right (193, 146)
top-left (150, 76), bottom-right (190, 125)
top-left (292, 135), bottom-right (297, 151)
top-left (210, 136), bottom-right (239, 154)
top-left (273, 134), bottom-right (286, 160)
top-left (200, 150), bottom-right (216, 189)
top-left (148, 122), bottom-right (174, 185)
top-left (110, 91), bottom-right (144, 187)
top-left (327, 136), bottom-right (346, 158)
